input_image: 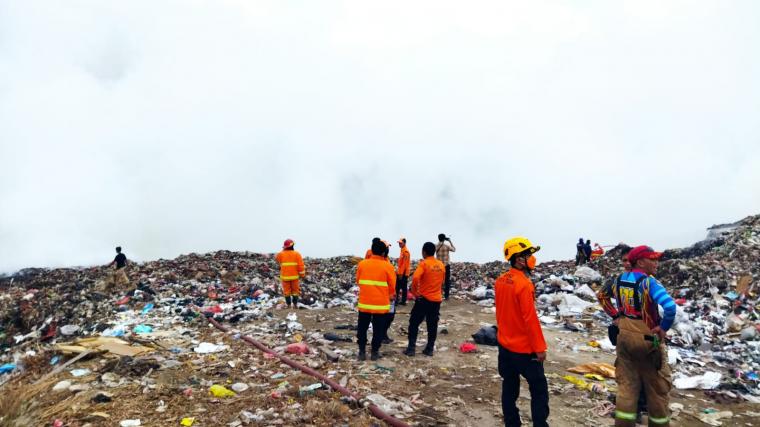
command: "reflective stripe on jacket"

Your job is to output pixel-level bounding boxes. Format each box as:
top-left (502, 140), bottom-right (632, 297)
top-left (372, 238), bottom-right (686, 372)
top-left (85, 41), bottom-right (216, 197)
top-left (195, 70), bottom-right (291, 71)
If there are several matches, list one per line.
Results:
top-left (275, 249), bottom-right (305, 281)
top-left (356, 255), bottom-right (396, 313)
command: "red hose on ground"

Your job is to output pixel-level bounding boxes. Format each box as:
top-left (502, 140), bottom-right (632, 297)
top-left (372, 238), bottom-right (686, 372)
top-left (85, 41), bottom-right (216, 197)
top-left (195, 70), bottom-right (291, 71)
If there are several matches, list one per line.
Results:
top-left (203, 314), bottom-right (410, 427)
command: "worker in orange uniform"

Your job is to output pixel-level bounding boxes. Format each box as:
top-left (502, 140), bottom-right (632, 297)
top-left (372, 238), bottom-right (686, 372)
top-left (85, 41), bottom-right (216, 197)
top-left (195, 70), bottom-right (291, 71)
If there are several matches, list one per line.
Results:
top-left (403, 242), bottom-right (445, 357)
top-left (275, 239), bottom-right (305, 309)
top-left (365, 237), bottom-right (381, 259)
top-left (396, 237), bottom-right (411, 305)
top-left (356, 239), bottom-right (397, 361)
top-left (496, 237), bottom-right (548, 427)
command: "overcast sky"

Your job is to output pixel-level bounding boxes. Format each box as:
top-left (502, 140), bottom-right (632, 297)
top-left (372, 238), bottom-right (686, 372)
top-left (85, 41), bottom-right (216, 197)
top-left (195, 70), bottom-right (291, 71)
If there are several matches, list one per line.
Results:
top-left (1, 1), bottom-right (759, 273)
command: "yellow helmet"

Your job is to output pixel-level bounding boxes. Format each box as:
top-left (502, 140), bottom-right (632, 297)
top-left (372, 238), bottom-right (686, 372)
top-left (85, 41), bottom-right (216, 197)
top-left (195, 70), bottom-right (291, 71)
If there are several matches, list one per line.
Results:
top-left (503, 237), bottom-right (540, 261)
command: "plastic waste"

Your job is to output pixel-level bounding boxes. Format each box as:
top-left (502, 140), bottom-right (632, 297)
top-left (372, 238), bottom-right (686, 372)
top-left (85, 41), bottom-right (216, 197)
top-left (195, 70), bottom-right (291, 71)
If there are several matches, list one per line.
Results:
top-left (563, 375), bottom-right (589, 390)
top-left (194, 342), bottom-right (228, 353)
top-left (459, 342), bottom-right (478, 353)
top-left (299, 382), bottom-right (323, 396)
top-left (285, 342), bottom-right (309, 354)
top-left (133, 324), bottom-right (153, 334)
top-left (180, 417), bottom-right (195, 426)
top-left (141, 303), bottom-right (154, 315)
top-left (674, 371), bottom-right (722, 390)
top-left (0, 363), bottom-right (16, 374)
top-left (471, 325), bottom-right (498, 346)
top-left (119, 420), bottom-right (141, 427)
top-left (230, 382), bottom-right (249, 392)
top-left (209, 384), bottom-right (236, 398)
top-left (60, 324), bottom-right (80, 335)
top-left (70, 368), bottom-right (91, 377)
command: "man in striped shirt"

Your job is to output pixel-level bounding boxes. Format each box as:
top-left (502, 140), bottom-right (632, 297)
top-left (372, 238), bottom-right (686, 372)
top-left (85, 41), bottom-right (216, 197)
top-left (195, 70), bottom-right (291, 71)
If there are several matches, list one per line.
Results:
top-left (598, 245), bottom-right (677, 427)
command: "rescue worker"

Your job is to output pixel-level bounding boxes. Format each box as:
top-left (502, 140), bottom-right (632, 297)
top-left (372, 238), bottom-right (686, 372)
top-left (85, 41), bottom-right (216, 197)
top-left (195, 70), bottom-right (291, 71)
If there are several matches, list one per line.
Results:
top-left (435, 233), bottom-right (456, 300)
top-left (396, 237), bottom-right (411, 305)
top-left (365, 237), bottom-right (381, 259)
top-left (597, 245), bottom-right (677, 427)
top-left (275, 239), bottom-right (306, 308)
top-left (356, 239), bottom-right (396, 361)
top-left (496, 237), bottom-right (549, 427)
top-left (403, 242), bottom-right (445, 357)
top-left (598, 246), bottom-right (647, 422)
top-left (108, 246), bottom-right (130, 287)
top-left (381, 240), bottom-right (397, 344)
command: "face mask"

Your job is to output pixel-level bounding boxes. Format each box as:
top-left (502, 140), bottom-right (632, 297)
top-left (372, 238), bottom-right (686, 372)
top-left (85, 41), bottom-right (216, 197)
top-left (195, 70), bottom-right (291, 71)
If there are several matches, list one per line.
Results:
top-left (526, 255), bottom-right (537, 270)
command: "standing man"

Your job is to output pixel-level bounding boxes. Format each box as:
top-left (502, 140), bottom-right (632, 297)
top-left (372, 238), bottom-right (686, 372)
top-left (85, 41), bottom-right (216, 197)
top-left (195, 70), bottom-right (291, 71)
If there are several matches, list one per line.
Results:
top-left (396, 237), bottom-right (411, 305)
top-left (403, 242), bottom-right (445, 357)
top-left (108, 246), bottom-right (130, 287)
top-left (575, 238), bottom-right (586, 265)
top-left (583, 239), bottom-right (593, 264)
top-left (356, 239), bottom-right (396, 361)
top-left (597, 245), bottom-right (676, 427)
top-left (435, 233), bottom-right (456, 300)
top-left (598, 246), bottom-right (648, 423)
top-left (496, 237), bottom-right (549, 427)
top-left (275, 239), bottom-right (306, 309)
top-left (365, 237), bottom-right (381, 259)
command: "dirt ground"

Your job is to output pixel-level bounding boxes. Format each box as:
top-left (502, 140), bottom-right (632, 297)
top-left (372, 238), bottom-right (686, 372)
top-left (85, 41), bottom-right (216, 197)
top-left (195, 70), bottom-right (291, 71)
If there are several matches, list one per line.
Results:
top-left (2, 299), bottom-right (757, 426)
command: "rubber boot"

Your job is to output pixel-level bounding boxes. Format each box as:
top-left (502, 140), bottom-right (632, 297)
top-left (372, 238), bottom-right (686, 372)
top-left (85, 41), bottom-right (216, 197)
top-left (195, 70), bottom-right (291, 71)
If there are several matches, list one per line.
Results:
top-left (285, 296), bottom-right (292, 308)
top-left (292, 296), bottom-right (299, 308)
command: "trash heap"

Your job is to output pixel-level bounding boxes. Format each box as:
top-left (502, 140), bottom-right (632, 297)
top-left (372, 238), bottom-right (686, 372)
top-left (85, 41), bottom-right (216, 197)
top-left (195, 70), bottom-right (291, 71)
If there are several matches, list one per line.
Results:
top-left (467, 214), bottom-right (760, 404)
top-left (0, 214), bottom-right (758, 424)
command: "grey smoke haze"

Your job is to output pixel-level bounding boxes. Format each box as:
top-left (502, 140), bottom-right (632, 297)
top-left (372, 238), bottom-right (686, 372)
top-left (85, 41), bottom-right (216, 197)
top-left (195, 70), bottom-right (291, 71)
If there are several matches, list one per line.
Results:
top-left (1, 1), bottom-right (760, 272)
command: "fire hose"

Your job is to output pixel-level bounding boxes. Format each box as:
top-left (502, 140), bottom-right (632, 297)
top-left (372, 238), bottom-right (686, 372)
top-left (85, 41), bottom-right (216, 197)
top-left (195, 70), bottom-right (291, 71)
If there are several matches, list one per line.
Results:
top-left (201, 313), bottom-right (410, 427)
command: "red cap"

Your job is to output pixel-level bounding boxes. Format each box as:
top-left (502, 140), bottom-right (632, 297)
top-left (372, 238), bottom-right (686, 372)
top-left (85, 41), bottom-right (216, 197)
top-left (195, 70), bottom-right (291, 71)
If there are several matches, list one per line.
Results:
top-left (283, 239), bottom-right (295, 249)
top-left (627, 245), bottom-right (663, 263)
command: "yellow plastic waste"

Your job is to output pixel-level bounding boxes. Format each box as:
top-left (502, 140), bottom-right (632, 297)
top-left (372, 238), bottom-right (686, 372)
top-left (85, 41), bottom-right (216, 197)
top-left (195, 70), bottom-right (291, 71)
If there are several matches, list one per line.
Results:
top-left (587, 340), bottom-right (600, 348)
top-left (180, 417), bottom-right (195, 426)
top-left (583, 374), bottom-right (605, 381)
top-left (209, 384), bottom-right (236, 398)
top-left (563, 375), bottom-right (589, 390)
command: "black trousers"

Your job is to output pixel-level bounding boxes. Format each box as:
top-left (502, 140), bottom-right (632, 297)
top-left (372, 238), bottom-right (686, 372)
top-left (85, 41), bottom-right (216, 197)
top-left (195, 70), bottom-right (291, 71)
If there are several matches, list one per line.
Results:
top-left (407, 297), bottom-right (440, 350)
top-left (442, 265), bottom-right (451, 299)
top-left (498, 345), bottom-right (549, 427)
top-left (357, 311), bottom-right (386, 353)
top-left (396, 275), bottom-right (408, 304)
top-left (384, 311), bottom-right (395, 340)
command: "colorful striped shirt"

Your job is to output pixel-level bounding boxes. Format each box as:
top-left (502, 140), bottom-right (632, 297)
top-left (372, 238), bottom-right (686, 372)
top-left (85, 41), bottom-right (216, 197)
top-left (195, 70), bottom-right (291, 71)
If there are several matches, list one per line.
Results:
top-left (597, 270), bottom-right (677, 331)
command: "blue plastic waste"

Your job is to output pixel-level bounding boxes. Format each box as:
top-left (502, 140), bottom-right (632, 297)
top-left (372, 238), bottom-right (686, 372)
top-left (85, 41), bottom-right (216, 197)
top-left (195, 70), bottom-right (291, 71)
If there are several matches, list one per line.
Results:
top-left (133, 324), bottom-right (153, 334)
top-left (0, 363), bottom-right (16, 374)
top-left (141, 303), bottom-right (154, 315)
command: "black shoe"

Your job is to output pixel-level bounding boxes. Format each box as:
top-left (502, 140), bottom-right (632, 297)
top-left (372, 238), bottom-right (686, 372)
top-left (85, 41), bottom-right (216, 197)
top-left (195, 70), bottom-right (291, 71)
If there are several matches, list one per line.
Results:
top-left (422, 348), bottom-right (434, 357)
top-left (403, 348), bottom-right (415, 357)
top-left (382, 337), bottom-right (393, 344)
top-left (370, 351), bottom-right (381, 361)
top-left (357, 352), bottom-right (366, 361)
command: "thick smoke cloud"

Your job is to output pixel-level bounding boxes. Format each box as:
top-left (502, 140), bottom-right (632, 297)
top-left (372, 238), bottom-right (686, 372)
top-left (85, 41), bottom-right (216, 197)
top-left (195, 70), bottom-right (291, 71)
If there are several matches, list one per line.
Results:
top-left (2, 1), bottom-right (760, 272)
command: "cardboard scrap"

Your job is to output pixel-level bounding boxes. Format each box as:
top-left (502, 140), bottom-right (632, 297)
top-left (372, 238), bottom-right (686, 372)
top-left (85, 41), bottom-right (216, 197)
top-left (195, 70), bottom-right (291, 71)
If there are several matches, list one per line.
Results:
top-left (567, 362), bottom-right (616, 379)
top-left (55, 337), bottom-right (153, 357)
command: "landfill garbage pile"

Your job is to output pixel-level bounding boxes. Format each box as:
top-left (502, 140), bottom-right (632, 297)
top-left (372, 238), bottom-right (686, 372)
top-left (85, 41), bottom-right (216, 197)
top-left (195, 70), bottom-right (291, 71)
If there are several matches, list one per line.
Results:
top-left (0, 214), bottom-right (758, 424)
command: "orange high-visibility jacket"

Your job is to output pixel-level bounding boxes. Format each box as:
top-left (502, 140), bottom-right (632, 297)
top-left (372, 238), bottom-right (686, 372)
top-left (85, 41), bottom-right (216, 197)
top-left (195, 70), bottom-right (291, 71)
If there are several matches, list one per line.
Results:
top-left (411, 256), bottom-right (445, 302)
top-left (356, 255), bottom-right (396, 313)
top-left (275, 250), bottom-right (305, 281)
top-left (397, 246), bottom-right (411, 276)
top-left (494, 268), bottom-right (547, 354)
